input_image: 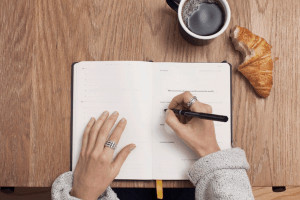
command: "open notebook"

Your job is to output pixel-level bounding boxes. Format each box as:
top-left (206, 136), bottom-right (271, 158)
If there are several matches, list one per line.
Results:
top-left (72, 61), bottom-right (232, 180)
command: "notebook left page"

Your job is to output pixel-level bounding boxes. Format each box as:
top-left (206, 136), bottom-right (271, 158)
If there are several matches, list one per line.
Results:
top-left (72, 61), bottom-right (153, 179)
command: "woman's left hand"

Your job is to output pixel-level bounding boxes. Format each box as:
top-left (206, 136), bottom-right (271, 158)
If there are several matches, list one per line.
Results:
top-left (70, 111), bottom-right (136, 200)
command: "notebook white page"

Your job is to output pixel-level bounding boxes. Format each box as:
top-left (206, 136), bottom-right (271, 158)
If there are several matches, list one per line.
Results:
top-left (72, 61), bottom-right (231, 180)
top-left (151, 62), bottom-right (231, 179)
top-left (72, 61), bottom-right (153, 179)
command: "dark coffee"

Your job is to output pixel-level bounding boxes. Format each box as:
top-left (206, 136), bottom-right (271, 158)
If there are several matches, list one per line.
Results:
top-left (182, 0), bottom-right (225, 36)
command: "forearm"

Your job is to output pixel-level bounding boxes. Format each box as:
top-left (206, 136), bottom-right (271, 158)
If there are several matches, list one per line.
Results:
top-left (51, 171), bottom-right (118, 200)
top-left (188, 148), bottom-right (254, 200)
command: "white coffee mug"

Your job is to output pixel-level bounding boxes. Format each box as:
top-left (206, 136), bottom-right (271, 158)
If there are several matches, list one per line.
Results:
top-left (166, 0), bottom-right (231, 45)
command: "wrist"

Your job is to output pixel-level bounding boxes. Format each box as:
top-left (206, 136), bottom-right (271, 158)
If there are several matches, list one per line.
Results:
top-left (196, 144), bottom-right (220, 157)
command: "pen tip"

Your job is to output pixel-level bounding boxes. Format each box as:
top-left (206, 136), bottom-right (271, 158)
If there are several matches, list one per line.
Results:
top-left (164, 109), bottom-right (167, 112)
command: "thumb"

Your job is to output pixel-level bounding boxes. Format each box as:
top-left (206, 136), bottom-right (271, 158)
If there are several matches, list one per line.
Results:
top-left (165, 109), bottom-right (185, 133)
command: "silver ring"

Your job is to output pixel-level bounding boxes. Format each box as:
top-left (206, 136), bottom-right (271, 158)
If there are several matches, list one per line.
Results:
top-left (187, 96), bottom-right (197, 107)
top-left (104, 140), bottom-right (117, 150)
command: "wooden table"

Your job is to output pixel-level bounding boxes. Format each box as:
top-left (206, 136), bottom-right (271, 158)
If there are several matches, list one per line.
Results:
top-left (0, 0), bottom-right (299, 188)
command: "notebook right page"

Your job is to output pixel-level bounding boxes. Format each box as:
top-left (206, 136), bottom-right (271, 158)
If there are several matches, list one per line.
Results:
top-left (151, 62), bottom-right (232, 180)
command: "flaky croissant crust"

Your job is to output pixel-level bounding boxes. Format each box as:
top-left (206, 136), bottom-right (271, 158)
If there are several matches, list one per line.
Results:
top-left (231, 26), bottom-right (273, 98)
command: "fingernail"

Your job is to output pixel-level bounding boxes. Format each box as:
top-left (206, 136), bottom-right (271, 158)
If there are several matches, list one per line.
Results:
top-left (102, 111), bottom-right (109, 116)
top-left (88, 117), bottom-right (95, 125)
top-left (130, 144), bottom-right (136, 151)
top-left (112, 111), bottom-right (119, 116)
top-left (120, 118), bottom-right (126, 123)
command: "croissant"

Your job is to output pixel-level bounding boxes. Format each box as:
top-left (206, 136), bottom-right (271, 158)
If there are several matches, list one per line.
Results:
top-left (230, 26), bottom-right (273, 98)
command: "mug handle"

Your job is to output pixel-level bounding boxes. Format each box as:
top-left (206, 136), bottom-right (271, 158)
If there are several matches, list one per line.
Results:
top-left (166, 0), bottom-right (179, 12)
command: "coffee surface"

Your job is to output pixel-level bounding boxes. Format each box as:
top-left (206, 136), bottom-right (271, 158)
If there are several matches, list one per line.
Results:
top-left (182, 0), bottom-right (225, 36)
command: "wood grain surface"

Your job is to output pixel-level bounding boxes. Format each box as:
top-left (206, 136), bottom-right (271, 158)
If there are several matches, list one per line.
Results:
top-left (0, 0), bottom-right (299, 188)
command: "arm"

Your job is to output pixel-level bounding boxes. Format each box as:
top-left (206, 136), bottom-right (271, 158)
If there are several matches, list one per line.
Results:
top-left (188, 148), bottom-right (254, 200)
top-left (165, 91), bottom-right (254, 200)
top-left (51, 171), bottom-right (118, 200)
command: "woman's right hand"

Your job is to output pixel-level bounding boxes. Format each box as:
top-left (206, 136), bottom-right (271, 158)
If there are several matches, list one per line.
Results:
top-left (165, 91), bottom-right (220, 157)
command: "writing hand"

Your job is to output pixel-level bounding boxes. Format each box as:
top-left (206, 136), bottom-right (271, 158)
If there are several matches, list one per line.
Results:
top-left (165, 91), bottom-right (220, 157)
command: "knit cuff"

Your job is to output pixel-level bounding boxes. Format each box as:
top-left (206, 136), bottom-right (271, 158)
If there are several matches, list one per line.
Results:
top-left (99, 186), bottom-right (119, 200)
top-left (51, 171), bottom-right (118, 200)
top-left (188, 148), bottom-right (250, 185)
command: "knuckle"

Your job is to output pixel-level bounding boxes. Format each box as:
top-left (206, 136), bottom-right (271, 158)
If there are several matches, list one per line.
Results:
top-left (99, 118), bottom-right (105, 124)
top-left (97, 115), bottom-right (104, 121)
top-left (183, 91), bottom-right (190, 96)
top-left (107, 117), bottom-right (115, 122)
top-left (85, 149), bottom-right (92, 156)
top-left (118, 121), bottom-right (126, 128)
top-left (121, 149), bottom-right (130, 157)
top-left (89, 130), bottom-right (97, 138)
top-left (115, 125), bottom-right (124, 133)
top-left (96, 118), bottom-right (105, 126)
top-left (183, 91), bottom-right (192, 102)
top-left (205, 105), bottom-right (213, 113)
top-left (108, 114), bottom-right (118, 121)
top-left (100, 127), bottom-right (110, 135)
top-left (184, 91), bottom-right (191, 97)
top-left (114, 127), bottom-right (123, 135)
top-left (80, 151), bottom-right (86, 158)
top-left (105, 118), bottom-right (116, 125)
top-left (90, 152), bottom-right (100, 160)
top-left (99, 154), bottom-right (109, 163)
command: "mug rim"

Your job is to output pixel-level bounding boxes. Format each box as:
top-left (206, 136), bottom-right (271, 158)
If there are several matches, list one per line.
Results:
top-left (178, 0), bottom-right (231, 40)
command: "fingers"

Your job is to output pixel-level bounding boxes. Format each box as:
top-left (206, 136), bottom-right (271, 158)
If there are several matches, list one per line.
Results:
top-left (80, 117), bottom-right (95, 156)
top-left (86, 111), bottom-right (109, 154)
top-left (165, 109), bottom-right (185, 133)
top-left (112, 144), bottom-right (136, 176)
top-left (93, 111), bottom-right (119, 153)
top-left (168, 91), bottom-right (198, 111)
top-left (102, 118), bottom-right (127, 157)
top-left (168, 91), bottom-right (212, 113)
top-left (168, 92), bottom-right (191, 109)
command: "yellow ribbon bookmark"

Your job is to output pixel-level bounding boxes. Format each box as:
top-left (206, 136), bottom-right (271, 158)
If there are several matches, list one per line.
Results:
top-left (156, 180), bottom-right (163, 199)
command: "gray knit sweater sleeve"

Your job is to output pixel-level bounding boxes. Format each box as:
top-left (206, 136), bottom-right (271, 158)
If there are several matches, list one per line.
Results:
top-left (51, 148), bottom-right (253, 200)
top-left (188, 148), bottom-right (254, 200)
top-left (51, 171), bottom-right (119, 200)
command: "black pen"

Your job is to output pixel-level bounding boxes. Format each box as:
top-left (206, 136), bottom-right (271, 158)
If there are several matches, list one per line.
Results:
top-left (164, 109), bottom-right (228, 122)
